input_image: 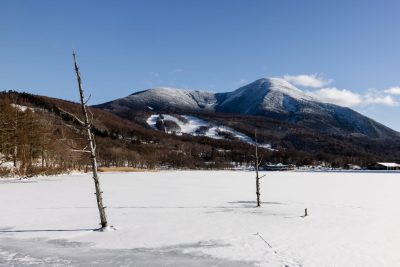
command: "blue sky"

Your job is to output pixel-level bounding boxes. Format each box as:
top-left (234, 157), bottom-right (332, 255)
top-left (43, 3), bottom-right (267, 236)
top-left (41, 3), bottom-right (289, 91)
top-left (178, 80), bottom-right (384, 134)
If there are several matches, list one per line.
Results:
top-left (1, 0), bottom-right (400, 130)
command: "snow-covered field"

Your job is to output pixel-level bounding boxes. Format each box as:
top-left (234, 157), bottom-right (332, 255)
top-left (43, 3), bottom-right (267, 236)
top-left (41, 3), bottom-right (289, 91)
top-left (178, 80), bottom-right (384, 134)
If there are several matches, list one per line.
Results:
top-left (1, 171), bottom-right (400, 266)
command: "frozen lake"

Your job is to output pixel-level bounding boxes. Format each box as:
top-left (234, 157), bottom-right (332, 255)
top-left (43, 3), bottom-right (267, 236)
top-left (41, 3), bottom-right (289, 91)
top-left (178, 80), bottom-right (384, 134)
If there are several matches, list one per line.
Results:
top-left (1, 171), bottom-right (400, 266)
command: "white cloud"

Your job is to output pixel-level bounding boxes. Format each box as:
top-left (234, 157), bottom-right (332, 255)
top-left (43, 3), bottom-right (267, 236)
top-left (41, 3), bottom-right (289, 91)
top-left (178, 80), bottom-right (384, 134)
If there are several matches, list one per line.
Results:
top-left (307, 87), bottom-right (363, 107)
top-left (284, 74), bottom-right (400, 107)
top-left (283, 74), bottom-right (332, 88)
top-left (307, 87), bottom-right (400, 107)
top-left (364, 92), bottom-right (399, 106)
top-left (384, 86), bottom-right (400, 95)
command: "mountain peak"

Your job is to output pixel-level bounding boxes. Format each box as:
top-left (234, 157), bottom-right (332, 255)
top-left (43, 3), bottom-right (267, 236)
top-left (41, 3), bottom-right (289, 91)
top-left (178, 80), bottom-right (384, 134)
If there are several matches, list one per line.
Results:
top-left (218, 77), bottom-right (313, 114)
top-left (248, 77), bottom-right (312, 100)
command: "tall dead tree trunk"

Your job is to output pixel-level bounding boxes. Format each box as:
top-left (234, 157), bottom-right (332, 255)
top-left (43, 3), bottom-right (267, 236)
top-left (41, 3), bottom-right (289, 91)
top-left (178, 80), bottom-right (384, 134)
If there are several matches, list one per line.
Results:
top-left (254, 130), bottom-right (265, 207)
top-left (12, 103), bottom-right (19, 168)
top-left (72, 52), bottom-right (109, 229)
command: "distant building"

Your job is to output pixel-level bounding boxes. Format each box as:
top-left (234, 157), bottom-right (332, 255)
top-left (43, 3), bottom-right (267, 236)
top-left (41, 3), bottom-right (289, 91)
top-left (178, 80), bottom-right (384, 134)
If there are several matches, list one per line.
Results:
top-left (347, 164), bottom-right (362, 170)
top-left (368, 162), bottom-right (400, 170)
top-left (262, 163), bottom-right (294, 171)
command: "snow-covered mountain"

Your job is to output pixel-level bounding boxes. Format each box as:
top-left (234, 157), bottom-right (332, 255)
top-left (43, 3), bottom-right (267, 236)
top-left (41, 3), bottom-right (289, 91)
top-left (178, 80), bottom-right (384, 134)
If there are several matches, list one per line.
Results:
top-left (97, 78), bottom-right (317, 114)
top-left (97, 78), bottom-right (399, 138)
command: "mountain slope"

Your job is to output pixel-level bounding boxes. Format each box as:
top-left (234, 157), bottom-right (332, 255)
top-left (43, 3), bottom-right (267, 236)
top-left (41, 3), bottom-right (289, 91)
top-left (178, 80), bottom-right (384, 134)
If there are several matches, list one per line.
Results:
top-left (100, 87), bottom-right (218, 113)
top-left (96, 78), bottom-right (399, 139)
top-left (146, 113), bottom-right (272, 149)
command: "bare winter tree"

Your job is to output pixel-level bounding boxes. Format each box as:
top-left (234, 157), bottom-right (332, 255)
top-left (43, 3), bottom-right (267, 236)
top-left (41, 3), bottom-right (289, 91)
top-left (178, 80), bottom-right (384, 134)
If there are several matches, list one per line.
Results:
top-left (72, 51), bottom-right (109, 229)
top-left (254, 130), bottom-right (265, 207)
top-left (0, 96), bottom-right (30, 170)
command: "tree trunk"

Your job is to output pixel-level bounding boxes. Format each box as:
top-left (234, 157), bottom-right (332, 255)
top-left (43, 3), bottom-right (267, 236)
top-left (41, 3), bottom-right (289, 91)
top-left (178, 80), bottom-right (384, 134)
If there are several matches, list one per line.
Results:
top-left (73, 52), bottom-right (109, 229)
top-left (13, 110), bottom-right (18, 168)
top-left (13, 144), bottom-right (17, 168)
top-left (255, 131), bottom-right (261, 207)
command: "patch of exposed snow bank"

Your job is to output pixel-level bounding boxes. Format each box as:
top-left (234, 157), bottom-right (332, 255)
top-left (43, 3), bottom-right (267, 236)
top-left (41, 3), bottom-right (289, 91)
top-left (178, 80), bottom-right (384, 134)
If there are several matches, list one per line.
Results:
top-left (10, 104), bottom-right (32, 112)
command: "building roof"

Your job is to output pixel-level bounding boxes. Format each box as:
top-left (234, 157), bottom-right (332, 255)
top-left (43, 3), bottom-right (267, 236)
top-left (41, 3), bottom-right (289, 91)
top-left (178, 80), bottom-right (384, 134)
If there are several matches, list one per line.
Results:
top-left (377, 162), bottom-right (400, 168)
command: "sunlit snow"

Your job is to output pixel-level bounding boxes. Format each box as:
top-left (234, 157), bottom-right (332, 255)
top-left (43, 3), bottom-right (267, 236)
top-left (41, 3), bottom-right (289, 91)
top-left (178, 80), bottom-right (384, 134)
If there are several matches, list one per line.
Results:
top-left (146, 114), bottom-right (272, 149)
top-left (1, 171), bottom-right (400, 266)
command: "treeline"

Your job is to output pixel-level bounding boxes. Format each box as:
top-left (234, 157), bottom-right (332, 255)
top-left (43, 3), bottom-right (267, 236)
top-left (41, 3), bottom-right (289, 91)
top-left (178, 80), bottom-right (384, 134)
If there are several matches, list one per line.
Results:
top-left (0, 94), bottom-right (90, 176)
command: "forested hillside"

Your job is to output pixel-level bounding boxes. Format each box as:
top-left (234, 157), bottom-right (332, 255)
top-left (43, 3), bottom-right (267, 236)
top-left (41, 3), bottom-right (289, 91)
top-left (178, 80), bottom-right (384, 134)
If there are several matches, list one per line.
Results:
top-left (1, 91), bottom-right (400, 177)
top-left (0, 91), bottom-right (259, 176)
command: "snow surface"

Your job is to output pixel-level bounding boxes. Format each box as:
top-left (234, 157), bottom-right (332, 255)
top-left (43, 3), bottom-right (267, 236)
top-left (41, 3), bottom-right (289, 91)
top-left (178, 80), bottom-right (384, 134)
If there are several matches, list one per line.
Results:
top-left (146, 114), bottom-right (272, 149)
top-left (10, 104), bottom-right (31, 112)
top-left (1, 171), bottom-right (400, 266)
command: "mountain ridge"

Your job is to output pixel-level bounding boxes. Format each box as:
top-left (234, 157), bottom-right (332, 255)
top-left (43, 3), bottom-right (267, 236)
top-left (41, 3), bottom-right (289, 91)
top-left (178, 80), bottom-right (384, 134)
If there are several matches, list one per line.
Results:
top-left (96, 78), bottom-right (399, 139)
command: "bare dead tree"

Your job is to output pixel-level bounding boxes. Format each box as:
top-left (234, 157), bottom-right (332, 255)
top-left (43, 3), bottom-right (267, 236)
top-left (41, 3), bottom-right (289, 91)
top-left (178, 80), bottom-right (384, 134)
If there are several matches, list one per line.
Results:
top-left (254, 130), bottom-right (265, 207)
top-left (72, 51), bottom-right (109, 229)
